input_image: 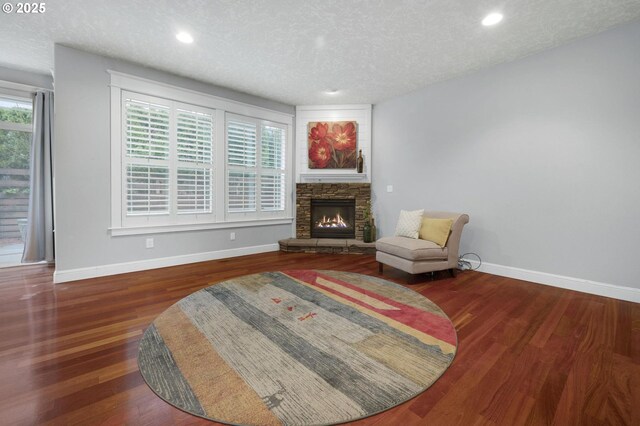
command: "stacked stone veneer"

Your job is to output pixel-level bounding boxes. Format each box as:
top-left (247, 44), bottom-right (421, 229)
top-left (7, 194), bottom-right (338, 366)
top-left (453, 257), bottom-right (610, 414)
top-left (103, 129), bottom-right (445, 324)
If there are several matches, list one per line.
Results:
top-left (296, 183), bottom-right (371, 240)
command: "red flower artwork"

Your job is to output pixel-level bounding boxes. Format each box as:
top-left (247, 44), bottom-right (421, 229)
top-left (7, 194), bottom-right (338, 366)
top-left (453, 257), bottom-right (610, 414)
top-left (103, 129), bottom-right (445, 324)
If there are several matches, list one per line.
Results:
top-left (308, 138), bottom-right (332, 169)
top-left (307, 121), bottom-right (358, 169)
top-left (309, 122), bottom-right (328, 141)
top-left (329, 122), bottom-right (357, 152)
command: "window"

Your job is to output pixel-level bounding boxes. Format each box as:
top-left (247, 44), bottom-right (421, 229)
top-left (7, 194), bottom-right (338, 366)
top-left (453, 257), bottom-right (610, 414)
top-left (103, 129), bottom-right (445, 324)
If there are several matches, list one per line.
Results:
top-left (120, 92), bottom-right (215, 227)
top-left (110, 72), bottom-right (292, 234)
top-left (124, 97), bottom-right (171, 216)
top-left (226, 116), bottom-right (287, 218)
top-left (261, 125), bottom-right (286, 211)
top-left (176, 109), bottom-right (214, 214)
top-left (0, 95), bottom-right (32, 258)
top-left (227, 119), bottom-right (257, 213)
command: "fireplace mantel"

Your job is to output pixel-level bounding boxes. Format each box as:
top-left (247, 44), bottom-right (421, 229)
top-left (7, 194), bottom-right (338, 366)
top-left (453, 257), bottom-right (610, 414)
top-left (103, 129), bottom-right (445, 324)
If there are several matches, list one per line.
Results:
top-left (299, 172), bottom-right (368, 183)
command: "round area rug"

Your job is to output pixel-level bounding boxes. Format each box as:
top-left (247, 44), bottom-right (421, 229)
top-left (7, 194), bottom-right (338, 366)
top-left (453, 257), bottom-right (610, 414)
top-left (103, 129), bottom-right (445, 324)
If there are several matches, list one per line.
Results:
top-left (138, 270), bottom-right (457, 425)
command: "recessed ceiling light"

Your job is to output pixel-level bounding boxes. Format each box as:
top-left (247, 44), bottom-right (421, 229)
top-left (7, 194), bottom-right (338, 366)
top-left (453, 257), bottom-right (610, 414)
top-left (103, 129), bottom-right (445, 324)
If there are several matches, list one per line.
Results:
top-left (176, 32), bottom-right (194, 44)
top-left (325, 89), bottom-right (339, 95)
top-left (482, 12), bottom-right (503, 26)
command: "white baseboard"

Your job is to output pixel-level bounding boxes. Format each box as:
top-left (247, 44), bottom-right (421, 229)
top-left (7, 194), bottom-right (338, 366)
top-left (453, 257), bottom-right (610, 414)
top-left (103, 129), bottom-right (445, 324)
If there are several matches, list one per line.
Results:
top-left (53, 243), bottom-right (280, 284)
top-left (464, 259), bottom-right (640, 304)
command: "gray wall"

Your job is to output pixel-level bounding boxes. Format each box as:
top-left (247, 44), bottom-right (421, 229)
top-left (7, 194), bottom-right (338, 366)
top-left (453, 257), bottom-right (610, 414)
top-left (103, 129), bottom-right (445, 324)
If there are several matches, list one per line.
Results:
top-left (53, 45), bottom-right (294, 273)
top-left (0, 65), bottom-right (53, 91)
top-left (372, 21), bottom-right (640, 290)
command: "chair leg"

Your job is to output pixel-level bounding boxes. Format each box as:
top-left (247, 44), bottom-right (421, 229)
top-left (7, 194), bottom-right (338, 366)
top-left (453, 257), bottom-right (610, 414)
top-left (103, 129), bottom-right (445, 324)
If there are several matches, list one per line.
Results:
top-left (378, 262), bottom-right (384, 274)
top-left (449, 268), bottom-right (457, 278)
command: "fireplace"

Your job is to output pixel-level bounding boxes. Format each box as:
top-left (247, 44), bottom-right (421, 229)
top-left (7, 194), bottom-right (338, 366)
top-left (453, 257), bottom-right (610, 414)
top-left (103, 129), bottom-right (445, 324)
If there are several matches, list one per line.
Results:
top-left (311, 199), bottom-right (356, 239)
top-left (296, 183), bottom-right (370, 240)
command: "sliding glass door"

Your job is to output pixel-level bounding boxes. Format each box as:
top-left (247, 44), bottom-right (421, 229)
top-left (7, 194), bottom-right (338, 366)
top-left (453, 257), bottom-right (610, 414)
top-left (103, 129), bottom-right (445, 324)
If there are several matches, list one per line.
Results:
top-left (0, 95), bottom-right (32, 267)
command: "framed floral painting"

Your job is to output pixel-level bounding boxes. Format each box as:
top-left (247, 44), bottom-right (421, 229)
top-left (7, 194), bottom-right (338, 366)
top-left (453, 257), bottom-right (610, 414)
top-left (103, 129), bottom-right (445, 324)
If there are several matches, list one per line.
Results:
top-left (308, 121), bottom-right (357, 169)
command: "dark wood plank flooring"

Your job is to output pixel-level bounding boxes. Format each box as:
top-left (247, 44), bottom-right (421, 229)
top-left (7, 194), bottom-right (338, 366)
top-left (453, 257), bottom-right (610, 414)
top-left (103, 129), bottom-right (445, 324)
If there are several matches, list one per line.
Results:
top-left (0, 252), bottom-right (638, 425)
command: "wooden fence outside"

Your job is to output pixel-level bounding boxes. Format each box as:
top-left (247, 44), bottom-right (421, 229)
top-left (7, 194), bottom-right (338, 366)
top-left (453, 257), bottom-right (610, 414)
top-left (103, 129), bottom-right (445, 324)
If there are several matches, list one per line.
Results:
top-left (0, 168), bottom-right (30, 240)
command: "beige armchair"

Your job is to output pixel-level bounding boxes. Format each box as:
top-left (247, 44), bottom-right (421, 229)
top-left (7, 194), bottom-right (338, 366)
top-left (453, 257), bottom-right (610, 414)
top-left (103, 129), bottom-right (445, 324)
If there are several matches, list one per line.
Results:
top-left (376, 211), bottom-right (469, 277)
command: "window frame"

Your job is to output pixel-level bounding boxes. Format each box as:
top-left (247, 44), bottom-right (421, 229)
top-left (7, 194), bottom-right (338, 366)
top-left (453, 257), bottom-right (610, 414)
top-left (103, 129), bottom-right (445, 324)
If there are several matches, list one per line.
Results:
top-left (109, 71), bottom-right (293, 235)
top-left (225, 113), bottom-right (288, 221)
top-left (121, 92), bottom-right (172, 223)
top-left (0, 92), bottom-right (33, 229)
top-left (120, 91), bottom-right (216, 227)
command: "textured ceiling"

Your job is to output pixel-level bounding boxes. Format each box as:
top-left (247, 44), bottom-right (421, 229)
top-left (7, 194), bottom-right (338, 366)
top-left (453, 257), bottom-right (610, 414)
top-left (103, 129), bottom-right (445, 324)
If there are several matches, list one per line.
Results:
top-left (1, 0), bottom-right (639, 105)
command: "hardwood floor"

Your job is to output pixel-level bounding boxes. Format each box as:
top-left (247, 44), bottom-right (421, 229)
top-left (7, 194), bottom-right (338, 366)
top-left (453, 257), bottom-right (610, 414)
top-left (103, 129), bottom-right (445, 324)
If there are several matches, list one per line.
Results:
top-left (0, 252), bottom-right (638, 425)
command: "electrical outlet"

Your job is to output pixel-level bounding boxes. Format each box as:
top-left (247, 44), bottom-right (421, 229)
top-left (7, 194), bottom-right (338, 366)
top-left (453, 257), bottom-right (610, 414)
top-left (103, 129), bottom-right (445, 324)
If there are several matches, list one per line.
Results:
top-left (230, 232), bottom-right (236, 241)
top-left (145, 238), bottom-right (154, 248)
top-left (386, 185), bottom-right (393, 193)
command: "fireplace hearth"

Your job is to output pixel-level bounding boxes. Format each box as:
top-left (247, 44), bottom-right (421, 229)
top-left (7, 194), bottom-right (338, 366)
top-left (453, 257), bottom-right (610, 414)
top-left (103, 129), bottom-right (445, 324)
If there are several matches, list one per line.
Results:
top-left (311, 199), bottom-right (356, 239)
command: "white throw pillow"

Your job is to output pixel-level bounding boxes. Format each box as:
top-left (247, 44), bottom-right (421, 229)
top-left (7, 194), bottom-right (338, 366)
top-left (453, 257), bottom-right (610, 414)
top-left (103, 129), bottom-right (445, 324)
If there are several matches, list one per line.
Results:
top-left (395, 209), bottom-right (424, 239)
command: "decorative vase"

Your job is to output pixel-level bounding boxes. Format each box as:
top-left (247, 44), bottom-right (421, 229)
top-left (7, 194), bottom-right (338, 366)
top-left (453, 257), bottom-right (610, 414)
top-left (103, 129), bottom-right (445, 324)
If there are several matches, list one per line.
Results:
top-left (363, 222), bottom-right (372, 243)
top-left (370, 217), bottom-right (376, 242)
top-left (356, 149), bottom-right (364, 173)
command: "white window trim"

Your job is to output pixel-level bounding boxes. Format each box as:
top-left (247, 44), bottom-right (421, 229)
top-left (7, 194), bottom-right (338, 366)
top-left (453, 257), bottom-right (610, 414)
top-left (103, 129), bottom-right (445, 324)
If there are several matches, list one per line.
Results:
top-left (225, 113), bottom-right (290, 221)
top-left (120, 91), bottom-right (216, 227)
top-left (109, 71), bottom-right (294, 235)
top-left (109, 218), bottom-right (294, 236)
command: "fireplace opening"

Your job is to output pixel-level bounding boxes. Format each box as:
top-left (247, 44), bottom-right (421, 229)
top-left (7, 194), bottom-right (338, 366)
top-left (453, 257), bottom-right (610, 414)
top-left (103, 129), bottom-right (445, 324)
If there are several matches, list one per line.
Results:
top-left (311, 199), bottom-right (356, 239)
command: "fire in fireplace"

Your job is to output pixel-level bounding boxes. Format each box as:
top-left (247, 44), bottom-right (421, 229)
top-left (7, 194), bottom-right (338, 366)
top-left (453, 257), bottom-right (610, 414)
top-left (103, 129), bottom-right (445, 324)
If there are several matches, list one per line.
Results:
top-left (311, 199), bottom-right (356, 239)
top-left (315, 213), bottom-right (349, 229)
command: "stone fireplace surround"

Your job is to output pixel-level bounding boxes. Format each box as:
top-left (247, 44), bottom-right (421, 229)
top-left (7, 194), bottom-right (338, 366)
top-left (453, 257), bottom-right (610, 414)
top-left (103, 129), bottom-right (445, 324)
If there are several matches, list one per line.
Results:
top-left (278, 183), bottom-right (376, 254)
top-left (297, 183), bottom-right (370, 239)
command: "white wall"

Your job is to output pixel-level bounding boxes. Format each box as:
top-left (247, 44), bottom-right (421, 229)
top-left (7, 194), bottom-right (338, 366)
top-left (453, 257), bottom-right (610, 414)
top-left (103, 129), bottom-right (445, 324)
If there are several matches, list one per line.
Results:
top-left (295, 105), bottom-right (372, 183)
top-left (372, 21), bottom-right (640, 294)
top-left (53, 45), bottom-right (295, 281)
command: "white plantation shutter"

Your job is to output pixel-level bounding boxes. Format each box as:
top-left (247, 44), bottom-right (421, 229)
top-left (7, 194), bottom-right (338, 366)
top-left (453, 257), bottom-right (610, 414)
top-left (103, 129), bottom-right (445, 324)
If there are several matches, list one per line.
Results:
top-left (260, 125), bottom-right (286, 211)
top-left (177, 168), bottom-right (212, 213)
top-left (124, 96), bottom-right (171, 216)
top-left (228, 171), bottom-right (257, 212)
top-left (177, 109), bottom-right (213, 164)
top-left (226, 115), bottom-right (287, 217)
top-left (121, 92), bottom-right (215, 224)
top-left (126, 165), bottom-right (170, 214)
top-left (176, 108), bottom-right (214, 214)
top-left (227, 121), bottom-right (257, 167)
top-left (261, 125), bottom-right (285, 170)
top-left (125, 99), bottom-right (170, 159)
top-left (260, 174), bottom-right (285, 211)
top-left (226, 120), bottom-right (258, 213)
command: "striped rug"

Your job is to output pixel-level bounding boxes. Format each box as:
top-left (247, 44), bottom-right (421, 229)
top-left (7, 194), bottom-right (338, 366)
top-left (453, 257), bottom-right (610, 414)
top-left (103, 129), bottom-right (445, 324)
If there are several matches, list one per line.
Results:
top-left (138, 270), bottom-right (457, 425)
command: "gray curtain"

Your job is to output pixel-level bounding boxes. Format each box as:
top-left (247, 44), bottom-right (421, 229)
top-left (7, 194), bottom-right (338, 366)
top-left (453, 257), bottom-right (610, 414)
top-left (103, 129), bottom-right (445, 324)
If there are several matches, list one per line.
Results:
top-left (22, 91), bottom-right (54, 263)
